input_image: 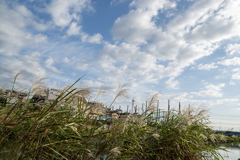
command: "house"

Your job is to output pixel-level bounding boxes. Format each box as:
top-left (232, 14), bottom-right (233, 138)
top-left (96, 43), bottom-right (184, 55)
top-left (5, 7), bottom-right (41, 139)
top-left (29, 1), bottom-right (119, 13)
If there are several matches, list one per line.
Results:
top-left (0, 89), bottom-right (27, 105)
top-left (48, 89), bottom-right (60, 104)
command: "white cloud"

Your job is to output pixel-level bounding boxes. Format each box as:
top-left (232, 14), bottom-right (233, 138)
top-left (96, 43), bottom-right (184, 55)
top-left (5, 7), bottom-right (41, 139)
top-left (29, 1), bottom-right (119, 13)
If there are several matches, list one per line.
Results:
top-left (76, 59), bottom-right (90, 71)
top-left (225, 43), bottom-right (240, 55)
top-left (231, 67), bottom-right (240, 80)
top-left (232, 73), bottom-right (240, 80)
top-left (107, 0), bottom-right (227, 84)
top-left (98, 42), bottom-right (165, 83)
top-left (82, 33), bottom-right (103, 44)
top-left (81, 80), bottom-right (104, 89)
top-left (130, 0), bottom-right (176, 10)
top-left (67, 22), bottom-right (81, 36)
top-left (165, 77), bottom-right (179, 89)
top-left (162, 92), bottom-right (238, 108)
top-left (191, 83), bottom-right (225, 98)
top-left (209, 98), bottom-right (239, 106)
top-left (63, 57), bottom-right (70, 63)
top-left (0, 2), bottom-right (47, 56)
top-left (47, 0), bottom-right (92, 27)
top-left (195, 63), bottom-right (218, 70)
top-left (168, 0), bottom-right (224, 33)
top-left (44, 57), bottom-right (62, 73)
top-left (89, 0), bottom-right (240, 100)
top-left (66, 21), bottom-right (102, 44)
top-left (0, 53), bottom-right (46, 88)
top-left (2, 0), bottom-right (240, 112)
top-left (183, 0), bottom-right (240, 43)
top-left (217, 57), bottom-right (240, 66)
top-left (47, 0), bottom-right (103, 43)
top-left (168, 92), bottom-right (188, 102)
top-left (112, 0), bottom-right (176, 44)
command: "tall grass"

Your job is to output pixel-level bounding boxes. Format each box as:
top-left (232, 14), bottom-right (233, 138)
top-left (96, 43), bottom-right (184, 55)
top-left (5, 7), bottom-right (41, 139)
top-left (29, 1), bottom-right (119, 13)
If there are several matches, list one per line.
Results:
top-left (0, 75), bottom-right (225, 159)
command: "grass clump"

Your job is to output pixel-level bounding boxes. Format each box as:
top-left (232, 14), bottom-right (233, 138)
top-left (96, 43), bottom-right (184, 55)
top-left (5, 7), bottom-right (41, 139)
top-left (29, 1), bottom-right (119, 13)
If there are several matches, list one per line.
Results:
top-left (0, 75), bottom-right (225, 159)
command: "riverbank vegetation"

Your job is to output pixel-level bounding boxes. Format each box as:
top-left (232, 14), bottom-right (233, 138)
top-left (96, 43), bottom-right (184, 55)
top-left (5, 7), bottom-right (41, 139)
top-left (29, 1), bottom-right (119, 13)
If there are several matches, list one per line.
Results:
top-left (0, 74), bottom-right (233, 159)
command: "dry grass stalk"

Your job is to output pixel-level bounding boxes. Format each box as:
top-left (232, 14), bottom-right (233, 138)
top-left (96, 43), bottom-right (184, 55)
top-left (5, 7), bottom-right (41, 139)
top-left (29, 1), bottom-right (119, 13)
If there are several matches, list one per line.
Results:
top-left (109, 147), bottom-right (121, 157)
top-left (31, 74), bottom-right (47, 94)
top-left (146, 93), bottom-right (160, 113)
top-left (0, 74), bottom-right (226, 160)
top-left (108, 83), bottom-right (129, 109)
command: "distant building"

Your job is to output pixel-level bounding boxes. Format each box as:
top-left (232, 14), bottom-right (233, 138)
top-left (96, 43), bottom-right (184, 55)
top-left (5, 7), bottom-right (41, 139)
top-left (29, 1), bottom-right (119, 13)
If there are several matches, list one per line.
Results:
top-left (0, 89), bottom-right (27, 105)
top-left (48, 89), bottom-right (60, 104)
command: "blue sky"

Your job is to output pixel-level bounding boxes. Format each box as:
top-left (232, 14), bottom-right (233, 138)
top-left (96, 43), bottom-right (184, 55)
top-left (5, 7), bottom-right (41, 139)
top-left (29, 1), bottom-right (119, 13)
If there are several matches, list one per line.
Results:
top-left (1, 0), bottom-right (240, 130)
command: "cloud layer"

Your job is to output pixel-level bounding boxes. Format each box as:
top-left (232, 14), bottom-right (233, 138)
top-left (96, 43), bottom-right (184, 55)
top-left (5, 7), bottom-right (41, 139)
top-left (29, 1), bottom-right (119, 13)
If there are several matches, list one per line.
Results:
top-left (1, 0), bottom-right (240, 129)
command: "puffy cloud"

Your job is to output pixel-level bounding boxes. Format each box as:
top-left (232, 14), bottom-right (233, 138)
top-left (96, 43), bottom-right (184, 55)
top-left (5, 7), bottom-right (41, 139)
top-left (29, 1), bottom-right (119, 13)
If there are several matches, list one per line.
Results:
top-left (168, 0), bottom-right (224, 32)
top-left (217, 57), bottom-right (240, 66)
top-left (112, 0), bottom-right (176, 44)
top-left (44, 57), bottom-right (62, 73)
top-left (165, 77), bottom-right (179, 89)
top-left (47, 0), bottom-right (92, 27)
top-left (108, 0), bottom-right (228, 84)
top-left (0, 2), bottom-right (47, 56)
top-left (231, 67), bottom-right (240, 80)
top-left (66, 22), bottom-right (103, 43)
top-left (82, 33), bottom-right (103, 44)
top-left (183, 0), bottom-right (240, 43)
top-left (63, 57), bottom-right (70, 63)
top-left (0, 53), bottom-right (46, 87)
top-left (47, 0), bottom-right (103, 43)
top-left (232, 73), bottom-right (240, 80)
top-left (67, 22), bottom-right (81, 36)
top-left (225, 43), bottom-right (240, 55)
top-left (97, 42), bottom-right (164, 83)
top-left (130, 0), bottom-right (176, 10)
top-left (195, 63), bottom-right (218, 70)
top-left (191, 83), bottom-right (225, 97)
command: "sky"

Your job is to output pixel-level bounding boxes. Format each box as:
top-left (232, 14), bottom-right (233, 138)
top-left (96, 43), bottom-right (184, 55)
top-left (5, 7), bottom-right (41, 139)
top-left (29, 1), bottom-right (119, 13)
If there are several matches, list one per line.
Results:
top-left (1, 0), bottom-right (240, 130)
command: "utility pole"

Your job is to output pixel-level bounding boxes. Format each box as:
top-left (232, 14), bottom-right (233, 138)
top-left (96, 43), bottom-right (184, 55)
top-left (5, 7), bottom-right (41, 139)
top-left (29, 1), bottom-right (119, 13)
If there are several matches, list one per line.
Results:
top-left (127, 105), bottom-right (129, 113)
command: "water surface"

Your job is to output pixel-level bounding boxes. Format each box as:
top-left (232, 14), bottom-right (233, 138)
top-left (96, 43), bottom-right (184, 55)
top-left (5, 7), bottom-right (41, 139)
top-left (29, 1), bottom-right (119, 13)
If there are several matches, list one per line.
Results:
top-left (218, 143), bottom-right (240, 160)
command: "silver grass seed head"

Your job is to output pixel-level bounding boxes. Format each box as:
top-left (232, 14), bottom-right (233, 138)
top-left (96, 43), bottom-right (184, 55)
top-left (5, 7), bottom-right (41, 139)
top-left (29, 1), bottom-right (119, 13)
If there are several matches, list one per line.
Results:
top-left (109, 147), bottom-right (121, 157)
top-left (210, 134), bottom-right (217, 143)
top-left (199, 134), bottom-right (207, 140)
top-left (152, 133), bottom-right (160, 139)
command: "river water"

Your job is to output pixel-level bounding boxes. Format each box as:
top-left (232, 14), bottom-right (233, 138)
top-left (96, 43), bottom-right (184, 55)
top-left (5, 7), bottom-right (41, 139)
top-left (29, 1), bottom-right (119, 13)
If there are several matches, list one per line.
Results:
top-left (218, 143), bottom-right (240, 160)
